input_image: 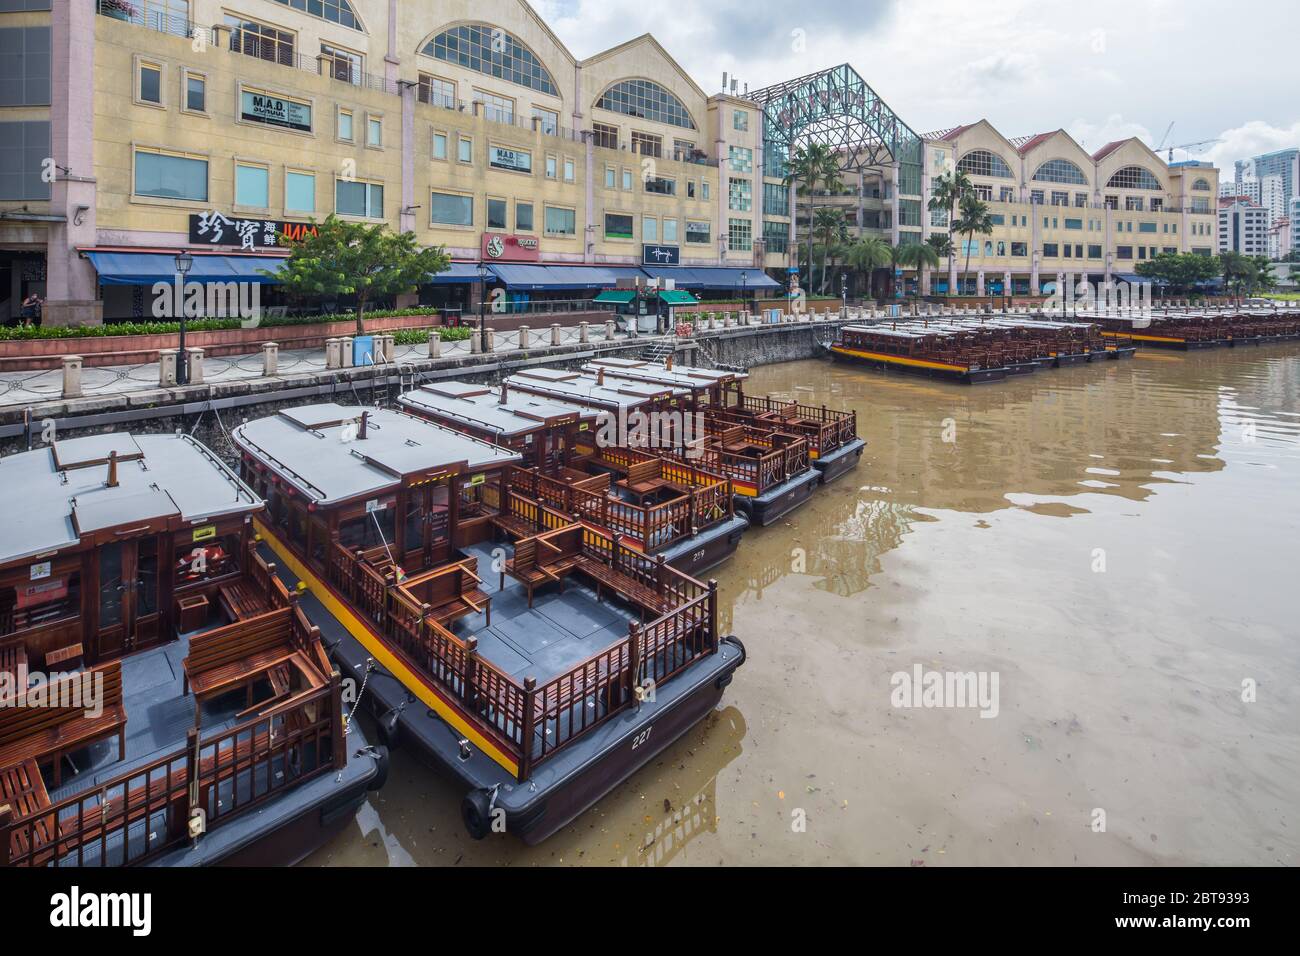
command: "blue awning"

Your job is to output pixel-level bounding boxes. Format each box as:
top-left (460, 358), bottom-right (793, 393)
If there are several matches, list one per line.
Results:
top-left (428, 262), bottom-right (486, 285)
top-left (488, 264), bottom-right (646, 290)
top-left (641, 266), bottom-right (780, 290)
top-left (85, 251), bottom-right (285, 286)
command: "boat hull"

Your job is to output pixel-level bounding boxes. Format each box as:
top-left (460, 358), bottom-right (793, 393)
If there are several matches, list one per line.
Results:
top-left (813, 439), bottom-right (865, 485)
top-left (829, 344), bottom-right (1006, 384)
top-left (657, 514), bottom-right (748, 576)
top-left (735, 468), bottom-right (819, 526)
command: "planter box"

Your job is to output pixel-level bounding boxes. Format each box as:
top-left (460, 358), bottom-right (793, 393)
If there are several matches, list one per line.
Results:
top-left (0, 313), bottom-right (441, 372)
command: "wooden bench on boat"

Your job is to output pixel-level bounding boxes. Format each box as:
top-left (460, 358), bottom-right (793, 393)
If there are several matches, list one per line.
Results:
top-left (182, 607), bottom-right (298, 724)
top-left (0, 638), bottom-right (25, 686)
top-left (401, 560), bottom-right (492, 627)
top-left (218, 579), bottom-right (271, 622)
top-left (501, 525), bottom-right (584, 607)
top-left (573, 555), bottom-right (676, 619)
top-left (1, 757), bottom-right (52, 861)
top-left (0, 661), bottom-right (126, 787)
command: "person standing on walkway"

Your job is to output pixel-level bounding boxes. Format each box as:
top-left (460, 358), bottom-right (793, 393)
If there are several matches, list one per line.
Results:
top-left (19, 292), bottom-right (42, 328)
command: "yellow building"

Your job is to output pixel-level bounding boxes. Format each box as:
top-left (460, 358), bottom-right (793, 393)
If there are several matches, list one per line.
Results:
top-left (3, 0), bottom-right (811, 324)
top-left (920, 121), bottom-right (1220, 295)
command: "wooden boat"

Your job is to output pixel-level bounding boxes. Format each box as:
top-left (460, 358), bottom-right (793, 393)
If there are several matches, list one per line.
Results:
top-left (1084, 309), bottom-right (1300, 350)
top-left (830, 325), bottom-right (1008, 383)
top-left (584, 357), bottom-right (866, 485)
top-left (0, 433), bottom-right (383, 867)
top-left (504, 367), bottom-right (820, 526)
top-left (231, 404), bottom-right (745, 845)
top-left (397, 381), bottom-right (747, 576)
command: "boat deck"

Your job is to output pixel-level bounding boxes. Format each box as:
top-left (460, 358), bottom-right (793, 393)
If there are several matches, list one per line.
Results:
top-left (447, 542), bottom-right (643, 684)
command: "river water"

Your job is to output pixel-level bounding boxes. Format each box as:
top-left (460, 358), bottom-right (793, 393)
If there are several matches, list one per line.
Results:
top-left (309, 347), bottom-right (1300, 867)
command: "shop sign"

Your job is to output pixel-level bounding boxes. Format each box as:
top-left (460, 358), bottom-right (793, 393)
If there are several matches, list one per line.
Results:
top-left (240, 90), bottom-right (312, 132)
top-left (643, 244), bottom-right (680, 265)
top-left (190, 212), bottom-right (320, 250)
top-left (481, 233), bottom-right (540, 262)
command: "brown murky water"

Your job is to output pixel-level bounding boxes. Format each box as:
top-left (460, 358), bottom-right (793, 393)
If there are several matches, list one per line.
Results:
top-left (308, 347), bottom-right (1300, 867)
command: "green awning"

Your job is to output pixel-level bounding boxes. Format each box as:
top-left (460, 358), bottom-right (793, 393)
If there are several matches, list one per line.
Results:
top-left (594, 289), bottom-right (637, 303)
top-left (658, 290), bottom-right (698, 305)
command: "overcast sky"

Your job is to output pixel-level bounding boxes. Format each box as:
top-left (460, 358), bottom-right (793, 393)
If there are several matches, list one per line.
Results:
top-left (535, 0), bottom-right (1298, 176)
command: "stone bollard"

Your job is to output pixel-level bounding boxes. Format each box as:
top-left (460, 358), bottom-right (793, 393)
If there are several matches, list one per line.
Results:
top-left (380, 334), bottom-right (395, 363)
top-left (61, 355), bottom-right (83, 399)
top-left (550, 323), bottom-right (561, 347)
top-left (325, 338), bottom-right (342, 369)
top-left (517, 325), bottom-right (530, 349)
top-left (159, 348), bottom-right (178, 386)
top-left (262, 342), bottom-right (278, 376)
top-left (186, 348), bottom-right (204, 385)
top-left (604, 319), bottom-right (615, 340)
top-left (470, 331), bottom-right (482, 353)
top-left (341, 336), bottom-right (354, 367)
top-left (578, 321), bottom-right (589, 344)
top-left (428, 331), bottom-right (441, 358)
top-left (485, 328), bottom-right (496, 352)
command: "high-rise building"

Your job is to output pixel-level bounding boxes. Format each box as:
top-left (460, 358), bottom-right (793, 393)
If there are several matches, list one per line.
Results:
top-left (1218, 197), bottom-right (1269, 256)
top-left (1220, 178), bottom-right (1260, 203)
top-left (1241, 149), bottom-right (1300, 213)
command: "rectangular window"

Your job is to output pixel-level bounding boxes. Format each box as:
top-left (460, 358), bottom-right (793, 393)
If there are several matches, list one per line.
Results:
top-left (429, 190), bottom-right (473, 226)
top-left (321, 43), bottom-right (363, 85)
top-left (531, 107), bottom-right (558, 135)
top-left (367, 116), bottom-right (383, 148)
top-left (621, 169), bottom-right (632, 191)
top-left (473, 89), bottom-right (514, 124)
top-left (642, 217), bottom-right (657, 242)
top-left (338, 108), bottom-right (353, 142)
top-left (604, 213), bottom-right (634, 239)
top-left (516, 201), bottom-right (534, 232)
top-left (545, 205), bottom-right (575, 236)
top-left (728, 178), bottom-right (752, 212)
top-left (1043, 242), bottom-right (1059, 257)
top-left (728, 146), bottom-right (753, 173)
top-left (285, 170), bottom-right (315, 213)
top-left (226, 15), bottom-right (295, 66)
top-left (605, 166), bottom-right (616, 189)
top-left (458, 136), bottom-right (473, 163)
top-left (563, 158), bottom-right (575, 182)
top-left (1150, 198), bottom-right (1163, 212)
top-left (1011, 241), bottom-right (1027, 256)
top-left (1051, 191), bottom-right (1069, 206)
top-left (546, 155), bottom-right (557, 179)
top-left (663, 218), bottom-right (678, 242)
top-left (0, 120), bottom-right (49, 201)
top-left (1126, 196), bottom-right (1143, 211)
top-left (631, 131), bottom-right (662, 158)
top-left (686, 221), bottom-right (710, 244)
top-left (432, 131), bottom-right (447, 160)
top-left (336, 179), bottom-right (383, 218)
top-left (235, 163), bottom-right (269, 208)
top-left (184, 73), bottom-right (205, 112)
top-left (1030, 190), bottom-right (1044, 204)
top-left (1088, 245), bottom-right (1102, 259)
top-left (645, 176), bottom-right (675, 196)
top-left (592, 122), bottom-right (619, 150)
top-left (702, 181), bottom-right (710, 201)
top-left (1116, 245), bottom-right (1133, 259)
top-left (1138, 221), bottom-right (1158, 233)
top-left (1075, 193), bottom-right (1088, 206)
top-left (728, 218), bottom-right (752, 251)
top-left (0, 25), bottom-right (51, 108)
top-left (733, 109), bottom-right (748, 131)
top-left (135, 149), bottom-right (208, 201)
top-left (487, 197), bottom-right (507, 229)
top-left (139, 62), bottom-right (162, 104)
top-left (1065, 218), bottom-right (1083, 230)
top-left (418, 74), bottom-right (456, 109)
top-left (763, 182), bottom-right (790, 216)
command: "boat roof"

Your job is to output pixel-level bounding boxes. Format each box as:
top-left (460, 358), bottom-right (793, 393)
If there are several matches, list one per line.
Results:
top-left (232, 404), bottom-right (520, 506)
top-left (584, 358), bottom-right (748, 389)
top-left (505, 368), bottom-right (683, 409)
top-left (0, 432), bottom-right (260, 567)
top-left (843, 325), bottom-right (951, 339)
top-left (398, 381), bottom-right (599, 438)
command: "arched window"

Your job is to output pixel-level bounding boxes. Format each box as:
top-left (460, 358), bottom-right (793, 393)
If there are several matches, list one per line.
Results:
top-left (1032, 159), bottom-right (1089, 185)
top-left (956, 149), bottom-right (1014, 179)
top-left (270, 0), bottom-right (361, 30)
top-left (1106, 165), bottom-right (1163, 190)
top-left (1192, 177), bottom-right (1211, 191)
top-left (595, 79), bottom-right (696, 130)
top-left (422, 24), bottom-right (558, 96)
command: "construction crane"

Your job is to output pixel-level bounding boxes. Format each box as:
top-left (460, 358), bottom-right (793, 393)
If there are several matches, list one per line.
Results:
top-left (1155, 122), bottom-right (1176, 153)
top-left (1165, 138), bottom-right (1222, 162)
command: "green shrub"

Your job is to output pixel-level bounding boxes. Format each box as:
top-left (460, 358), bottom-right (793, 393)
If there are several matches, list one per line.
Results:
top-left (0, 307), bottom-right (443, 342)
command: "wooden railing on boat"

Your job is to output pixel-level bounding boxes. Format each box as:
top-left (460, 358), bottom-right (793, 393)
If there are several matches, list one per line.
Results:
top-left (325, 523), bottom-right (718, 781)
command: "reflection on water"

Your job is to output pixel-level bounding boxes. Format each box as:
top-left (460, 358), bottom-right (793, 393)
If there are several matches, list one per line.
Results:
top-left (313, 346), bottom-right (1300, 867)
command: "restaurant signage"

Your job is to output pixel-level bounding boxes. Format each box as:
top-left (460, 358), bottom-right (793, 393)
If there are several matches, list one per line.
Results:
top-left (189, 212), bottom-right (320, 250)
top-left (488, 145), bottom-right (532, 173)
top-left (481, 232), bottom-right (540, 262)
top-left (240, 90), bottom-right (312, 133)
top-left (642, 244), bottom-right (680, 265)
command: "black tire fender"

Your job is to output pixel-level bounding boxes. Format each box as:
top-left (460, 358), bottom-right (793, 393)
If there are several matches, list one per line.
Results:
top-left (462, 789), bottom-right (494, 840)
top-left (366, 745), bottom-right (390, 792)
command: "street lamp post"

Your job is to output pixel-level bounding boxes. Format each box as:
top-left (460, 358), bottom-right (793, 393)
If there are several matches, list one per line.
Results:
top-left (477, 261), bottom-right (490, 353)
top-left (740, 270), bottom-right (748, 319)
top-left (174, 251), bottom-right (193, 385)
top-left (841, 272), bottom-right (848, 313)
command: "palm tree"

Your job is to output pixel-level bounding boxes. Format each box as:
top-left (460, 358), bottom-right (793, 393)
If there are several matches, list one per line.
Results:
top-left (784, 143), bottom-right (844, 295)
top-left (925, 235), bottom-right (952, 296)
top-left (812, 206), bottom-right (848, 295)
top-left (928, 170), bottom-right (973, 295)
top-left (896, 242), bottom-right (941, 299)
top-left (1219, 251), bottom-right (1248, 300)
top-left (954, 194), bottom-right (994, 297)
top-left (844, 236), bottom-right (893, 301)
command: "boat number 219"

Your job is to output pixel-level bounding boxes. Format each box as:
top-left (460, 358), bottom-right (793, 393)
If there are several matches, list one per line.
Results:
top-left (631, 726), bottom-right (654, 750)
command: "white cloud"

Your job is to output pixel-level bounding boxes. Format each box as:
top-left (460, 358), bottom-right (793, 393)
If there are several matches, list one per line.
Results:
top-left (1204, 121), bottom-right (1300, 176)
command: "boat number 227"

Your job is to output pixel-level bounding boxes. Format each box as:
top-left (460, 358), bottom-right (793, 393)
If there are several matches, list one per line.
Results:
top-left (631, 726), bottom-right (654, 751)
